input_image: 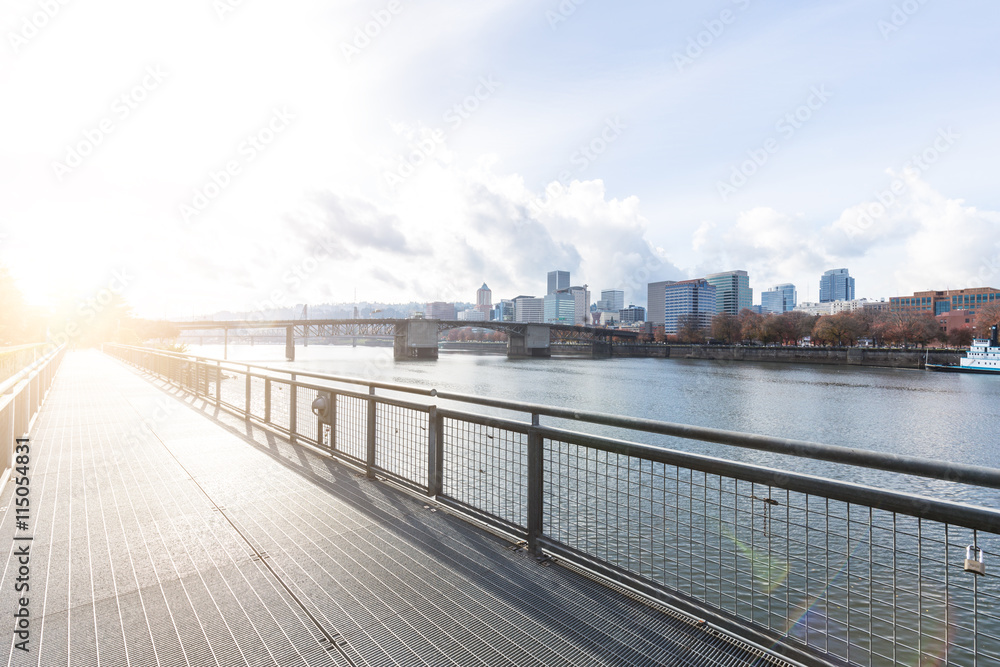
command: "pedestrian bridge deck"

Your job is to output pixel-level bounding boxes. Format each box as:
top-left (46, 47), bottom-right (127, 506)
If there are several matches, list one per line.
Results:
top-left (0, 351), bottom-right (785, 666)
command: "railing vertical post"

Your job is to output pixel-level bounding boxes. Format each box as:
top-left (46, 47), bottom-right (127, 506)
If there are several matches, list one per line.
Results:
top-left (316, 396), bottom-right (323, 446)
top-left (330, 393), bottom-right (337, 450)
top-left (427, 406), bottom-right (443, 496)
top-left (527, 412), bottom-right (544, 556)
top-left (264, 378), bottom-right (271, 424)
top-left (245, 368), bottom-right (251, 417)
top-left (289, 373), bottom-right (297, 444)
top-left (366, 386), bottom-right (376, 478)
top-left (215, 361), bottom-right (221, 409)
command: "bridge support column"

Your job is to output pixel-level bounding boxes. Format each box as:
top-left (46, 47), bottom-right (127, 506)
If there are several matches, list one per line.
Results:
top-left (592, 340), bottom-right (612, 358)
top-left (507, 325), bottom-right (551, 358)
top-left (393, 320), bottom-right (439, 360)
top-left (285, 326), bottom-right (295, 361)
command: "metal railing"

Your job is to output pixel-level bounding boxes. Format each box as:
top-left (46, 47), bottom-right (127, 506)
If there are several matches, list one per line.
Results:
top-left (104, 343), bottom-right (1000, 667)
top-left (0, 344), bottom-right (65, 486)
top-left (0, 343), bottom-right (49, 386)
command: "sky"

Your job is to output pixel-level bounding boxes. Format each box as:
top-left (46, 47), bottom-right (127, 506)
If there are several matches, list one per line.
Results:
top-left (2, 0), bottom-right (1000, 318)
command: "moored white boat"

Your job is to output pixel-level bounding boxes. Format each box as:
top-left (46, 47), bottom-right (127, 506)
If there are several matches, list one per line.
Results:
top-left (927, 325), bottom-right (1000, 373)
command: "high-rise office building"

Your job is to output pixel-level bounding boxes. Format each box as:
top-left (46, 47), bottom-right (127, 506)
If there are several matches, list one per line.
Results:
top-left (493, 299), bottom-right (514, 322)
top-left (475, 283), bottom-right (492, 318)
top-left (819, 269), bottom-right (855, 303)
top-left (569, 285), bottom-right (590, 326)
top-left (426, 302), bottom-right (456, 320)
top-left (600, 289), bottom-right (624, 313)
top-left (513, 296), bottom-right (544, 323)
top-left (543, 292), bottom-right (576, 323)
top-left (664, 279), bottom-right (717, 334)
top-left (547, 270), bottom-right (570, 295)
top-left (705, 270), bottom-right (752, 315)
top-left (476, 283), bottom-right (492, 307)
top-left (646, 280), bottom-right (677, 325)
top-left (619, 305), bottom-right (645, 323)
top-left (760, 283), bottom-right (797, 314)
top-left (544, 286), bottom-right (590, 325)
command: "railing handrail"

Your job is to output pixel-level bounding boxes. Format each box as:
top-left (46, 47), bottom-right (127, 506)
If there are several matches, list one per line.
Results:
top-left (106, 342), bottom-right (1000, 492)
top-left (0, 343), bottom-right (48, 354)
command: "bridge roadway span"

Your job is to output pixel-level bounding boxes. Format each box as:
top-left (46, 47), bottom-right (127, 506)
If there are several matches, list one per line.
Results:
top-left (0, 350), bottom-right (782, 667)
top-left (171, 319), bottom-right (638, 360)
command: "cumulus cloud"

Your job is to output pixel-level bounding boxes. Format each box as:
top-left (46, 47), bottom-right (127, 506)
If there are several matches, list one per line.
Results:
top-left (822, 170), bottom-right (1000, 292)
top-left (692, 206), bottom-right (828, 289)
top-left (689, 171), bottom-right (1000, 299)
top-left (271, 151), bottom-right (682, 306)
top-left (310, 192), bottom-right (412, 255)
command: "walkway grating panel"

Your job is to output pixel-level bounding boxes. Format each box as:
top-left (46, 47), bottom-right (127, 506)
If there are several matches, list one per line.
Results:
top-left (1, 350), bottom-right (794, 666)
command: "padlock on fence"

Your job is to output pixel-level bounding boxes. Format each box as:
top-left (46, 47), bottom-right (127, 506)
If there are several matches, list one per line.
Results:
top-left (964, 545), bottom-right (986, 575)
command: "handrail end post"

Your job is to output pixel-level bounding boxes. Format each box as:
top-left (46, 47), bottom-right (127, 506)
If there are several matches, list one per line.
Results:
top-left (527, 412), bottom-right (544, 556)
top-left (366, 386), bottom-right (376, 479)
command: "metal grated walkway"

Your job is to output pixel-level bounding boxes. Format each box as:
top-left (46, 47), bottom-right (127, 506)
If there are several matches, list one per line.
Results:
top-left (0, 351), bottom-right (793, 666)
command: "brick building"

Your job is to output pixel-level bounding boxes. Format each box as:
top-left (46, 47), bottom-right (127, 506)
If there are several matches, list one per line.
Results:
top-left (890, 287), bottom-right (1000, 336)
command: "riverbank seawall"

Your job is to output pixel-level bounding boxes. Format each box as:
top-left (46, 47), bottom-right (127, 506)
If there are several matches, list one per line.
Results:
top-left (611, 344), bottom-right (961, 369)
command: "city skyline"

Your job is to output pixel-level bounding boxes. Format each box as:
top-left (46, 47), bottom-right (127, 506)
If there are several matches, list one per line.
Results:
top-left (427, 266), bottom-right (840, 317)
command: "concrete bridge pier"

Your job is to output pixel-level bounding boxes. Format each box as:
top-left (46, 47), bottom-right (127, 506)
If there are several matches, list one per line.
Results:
top-left (592, 340), bottom-right (612, 358)
top-left (507, 325), bottom-right (551, 358)
top-left (285, 325), bottom-right (295, 361)
top-left (394, 319), bottom-right (440, 360)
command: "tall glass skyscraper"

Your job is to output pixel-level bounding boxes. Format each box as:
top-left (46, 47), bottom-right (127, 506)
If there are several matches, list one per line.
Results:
top-left (543, 292), bottom-right (576, 323)
top-left (761, 283), bottom-right (797, 314)
top-left (600, 289), bottom-right (624, 312)
top-left (705, 270), bottom-right (752, 315)
top-left (663, 279), bottom-right (717, 334)
top-left (547, 270), bottom-right (570, 295)
top-left (819, 269), bottom-right (855, 302)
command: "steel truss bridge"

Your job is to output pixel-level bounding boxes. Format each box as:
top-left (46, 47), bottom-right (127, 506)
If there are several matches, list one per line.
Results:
top-left (171, 318), bottom-right (638, 360)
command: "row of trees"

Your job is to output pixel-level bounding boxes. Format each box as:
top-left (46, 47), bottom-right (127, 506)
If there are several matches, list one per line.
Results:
top-left (1, 264), bottom-right (181, 348)
top-left (652, 303), bottom-right (1000, 348)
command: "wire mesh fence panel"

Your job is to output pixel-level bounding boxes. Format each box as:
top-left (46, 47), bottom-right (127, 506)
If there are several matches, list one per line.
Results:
top-left (375, 403), bottom-right (428, 489)
top-left (179, 360), bottom-right (195, 393)
top-left (541, 437), bottom-right (1000, 667)
top-left (248, 375), bottom-right (266, 420)
top-left (442, 417), bottom-right (527, 529)
top-left (219, 370), bottom-right (246, 412)
top-left (334, 394), bottom-right (368, 463)
top-left (206, 365), bottom-right (219, 399)
top-left (294, 387), bottom-right (321, 446)
top-left (269, 380), bottom-right (291, 431)
top-left (0, 346), bottom-right (40, 385)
